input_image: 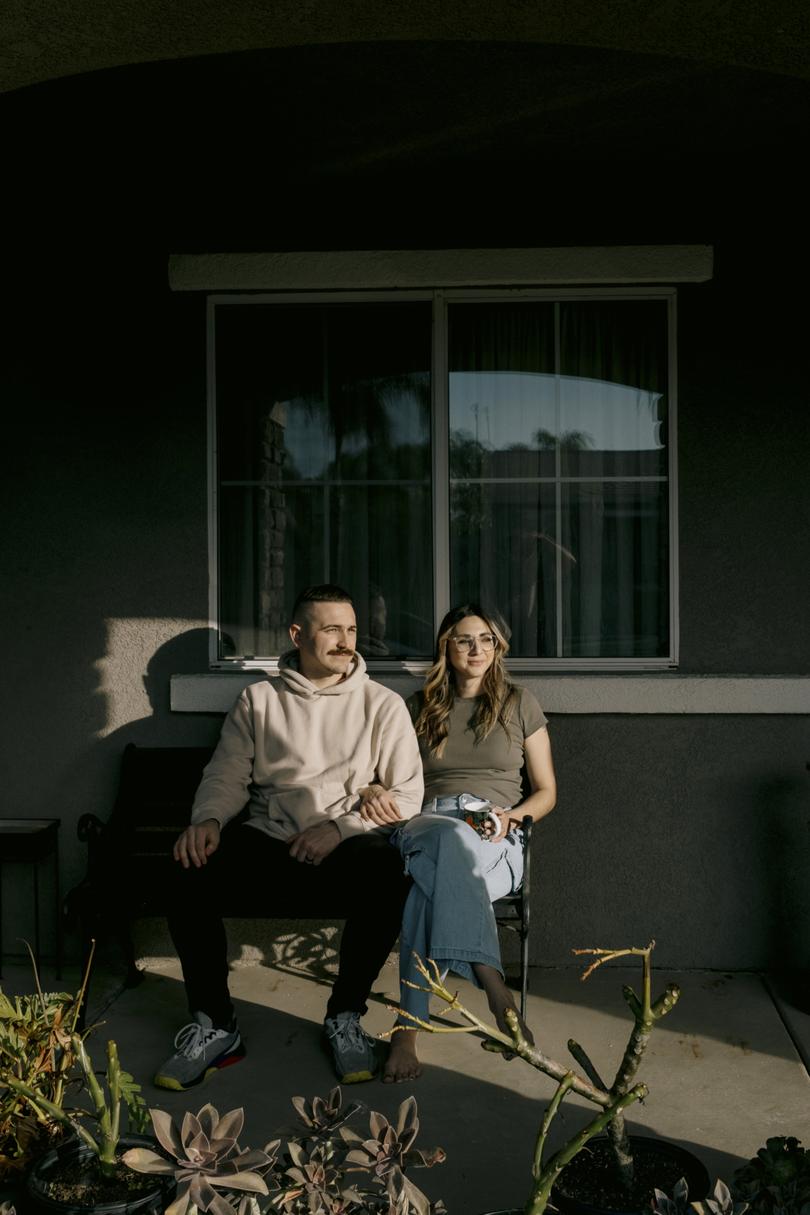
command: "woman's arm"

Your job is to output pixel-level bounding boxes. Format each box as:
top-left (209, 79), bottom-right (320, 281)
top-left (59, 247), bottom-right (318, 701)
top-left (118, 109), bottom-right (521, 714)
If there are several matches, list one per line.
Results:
top-left (515, 725), bottom-right (557, 823)
top-left (487, 725), bottom-right (556, 841)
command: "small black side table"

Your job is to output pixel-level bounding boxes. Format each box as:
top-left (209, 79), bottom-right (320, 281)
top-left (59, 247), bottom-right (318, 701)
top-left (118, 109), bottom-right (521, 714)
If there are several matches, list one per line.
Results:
top-left (0, 818), bottom-right (62, 979)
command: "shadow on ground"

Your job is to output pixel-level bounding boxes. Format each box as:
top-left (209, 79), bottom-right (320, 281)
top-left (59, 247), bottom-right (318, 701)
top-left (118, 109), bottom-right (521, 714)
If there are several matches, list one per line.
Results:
top-left (3, 953), bottom-right (808, 1214)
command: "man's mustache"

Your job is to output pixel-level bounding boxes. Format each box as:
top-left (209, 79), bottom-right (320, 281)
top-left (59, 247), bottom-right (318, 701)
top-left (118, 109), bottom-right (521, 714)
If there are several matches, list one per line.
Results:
top-left (328, 648), bottom-right (354, 656)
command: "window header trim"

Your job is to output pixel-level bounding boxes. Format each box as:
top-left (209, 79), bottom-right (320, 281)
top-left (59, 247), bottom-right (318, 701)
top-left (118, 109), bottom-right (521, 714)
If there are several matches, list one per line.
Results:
top-left (171, 246), bottom-right (713, 291)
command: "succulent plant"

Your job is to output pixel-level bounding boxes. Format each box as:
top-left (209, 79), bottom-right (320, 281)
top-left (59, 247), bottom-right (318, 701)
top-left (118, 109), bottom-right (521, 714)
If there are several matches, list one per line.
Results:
top-left (123, 1089), bottom-right (444, 1215)
top-left (0, 942), bottom-right (91, 1177)
top-left (653, 1176), bottom-right (693, 1215)
top-left (653, 1177), bottom-right (749, 1215)
top-left (732, 1138), bottom-right (810, 1215)
top-left (271, 1088), bottom-right (446, 1215)
top-left (123, 1104), bottom-right (277, 1215)
top-left (276, 1142), bottom-right (357, 1212)
top-left (341, 1096), bottom-right (445, 1214)
top-left (290, 1087), bottom-right (359, 1138)
top-left (4, 1035), bottom-right (148, 1177)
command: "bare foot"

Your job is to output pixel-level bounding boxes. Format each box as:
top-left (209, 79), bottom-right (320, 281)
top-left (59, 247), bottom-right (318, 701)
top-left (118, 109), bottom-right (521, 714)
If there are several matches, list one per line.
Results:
top-left (383, 1028), bottom-right (423, 1083)
top-left (473, 963), bottom-right (535, 1050)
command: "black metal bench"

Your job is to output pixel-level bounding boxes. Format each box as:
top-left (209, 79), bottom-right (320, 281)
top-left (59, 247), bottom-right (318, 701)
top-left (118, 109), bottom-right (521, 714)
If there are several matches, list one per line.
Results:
top-left (68, 743), bottom-right (533, 1015)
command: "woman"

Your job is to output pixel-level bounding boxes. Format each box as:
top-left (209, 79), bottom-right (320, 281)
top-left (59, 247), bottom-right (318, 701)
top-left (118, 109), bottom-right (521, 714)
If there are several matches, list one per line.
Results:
top-left (364, 603), bottom-right (556, 1083)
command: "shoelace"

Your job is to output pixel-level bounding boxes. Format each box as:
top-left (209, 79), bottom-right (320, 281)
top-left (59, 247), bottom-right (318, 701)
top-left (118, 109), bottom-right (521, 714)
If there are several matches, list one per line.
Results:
top-left (174, 1021), bottom-right (223, 1060)
top-left (328, 1016), bottom-right (366, 1051)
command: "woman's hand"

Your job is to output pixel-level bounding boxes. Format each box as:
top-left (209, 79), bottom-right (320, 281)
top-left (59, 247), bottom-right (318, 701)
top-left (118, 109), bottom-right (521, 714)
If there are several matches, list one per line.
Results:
top-left (481, 807), bottom-right (519, 843)
top-left (357, 784), bottom-right (404, 825)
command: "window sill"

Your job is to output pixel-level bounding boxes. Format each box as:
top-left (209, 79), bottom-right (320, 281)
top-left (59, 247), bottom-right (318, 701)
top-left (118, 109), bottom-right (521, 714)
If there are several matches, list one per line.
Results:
top-left (171, 673), bottom-right (810, 715)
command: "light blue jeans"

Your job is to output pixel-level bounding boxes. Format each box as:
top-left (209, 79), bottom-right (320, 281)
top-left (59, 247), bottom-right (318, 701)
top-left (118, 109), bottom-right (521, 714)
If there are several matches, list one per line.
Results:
top-left (391, 794), bottom-right (525, 1026)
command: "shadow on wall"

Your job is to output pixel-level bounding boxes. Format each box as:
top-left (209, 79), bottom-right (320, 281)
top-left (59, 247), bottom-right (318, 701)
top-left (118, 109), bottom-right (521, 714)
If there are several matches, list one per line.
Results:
top-left (90, 620), bottom-right (226, 816)
top-left (90, 624), bottom-right (225, 805)
top-left (1, 627), bottom-right (225, 966)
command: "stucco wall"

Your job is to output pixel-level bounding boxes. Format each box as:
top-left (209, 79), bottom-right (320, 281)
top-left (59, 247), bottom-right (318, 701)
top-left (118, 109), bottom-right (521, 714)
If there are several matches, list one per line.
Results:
top-left (2, 40), bottom-right (809, 969)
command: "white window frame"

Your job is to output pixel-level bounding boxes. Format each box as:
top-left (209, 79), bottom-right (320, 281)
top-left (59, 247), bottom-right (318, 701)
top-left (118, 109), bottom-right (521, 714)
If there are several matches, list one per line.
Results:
top-left (206, 286), bottom-right (678, 673)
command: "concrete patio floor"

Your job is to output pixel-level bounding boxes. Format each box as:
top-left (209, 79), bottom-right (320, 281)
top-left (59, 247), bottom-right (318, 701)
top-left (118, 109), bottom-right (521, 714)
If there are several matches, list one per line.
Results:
top-left (4, 944), bottom-right (810, 1215)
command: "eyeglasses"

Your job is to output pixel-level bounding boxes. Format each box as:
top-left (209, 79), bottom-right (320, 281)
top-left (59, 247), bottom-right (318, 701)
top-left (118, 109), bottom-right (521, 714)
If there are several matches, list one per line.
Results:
top-left (449, 633), bottom-right (497, 652)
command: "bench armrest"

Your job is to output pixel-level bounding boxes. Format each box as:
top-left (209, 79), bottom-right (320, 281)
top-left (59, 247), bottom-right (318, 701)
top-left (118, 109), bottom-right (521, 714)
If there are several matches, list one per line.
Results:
top-left (77, 813), bottom-right (105, 843)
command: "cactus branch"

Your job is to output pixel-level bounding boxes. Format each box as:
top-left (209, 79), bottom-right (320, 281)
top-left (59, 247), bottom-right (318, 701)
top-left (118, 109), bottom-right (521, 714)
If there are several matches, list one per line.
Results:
top-left (573, 941), bottom-right (680, 1193)
top-left (622, 985), bottom-right (643, 1018)
top-left (73, 1034), bottom-right (118, 1173)
top-left (107, 1041), bottom-right (122, 1161)
top-left (567, 1040), bottom-right (608, 1092)
top-left (398, 943), bottom-right (676, 1214)
top-left (396, 958), bottom-right (612, 1108)
top-left (7, 1035), bottom-right (127, 1177)
top-left (533, 1073), bottom-right (576, 1180)
top-left (652, 985), bottom-right (681, 1020)
top-left (610, 987), bottom-right (679, 1100)
top-left (572, 941), bottom-right (655, 983)
top-left (525, 1085), bottom-right (648, 1215)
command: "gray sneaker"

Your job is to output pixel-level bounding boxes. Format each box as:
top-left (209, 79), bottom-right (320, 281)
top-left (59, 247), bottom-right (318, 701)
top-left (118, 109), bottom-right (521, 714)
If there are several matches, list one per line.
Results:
top-left (324, 1011), bottom-right (379, 1083)
top-left (154, 1012), bottom-right (244, 1091)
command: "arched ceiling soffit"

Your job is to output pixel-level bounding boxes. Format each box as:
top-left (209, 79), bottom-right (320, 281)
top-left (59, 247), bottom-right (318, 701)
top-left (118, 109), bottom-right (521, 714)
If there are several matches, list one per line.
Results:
top-left (1, 0), bottom-right (808, 96)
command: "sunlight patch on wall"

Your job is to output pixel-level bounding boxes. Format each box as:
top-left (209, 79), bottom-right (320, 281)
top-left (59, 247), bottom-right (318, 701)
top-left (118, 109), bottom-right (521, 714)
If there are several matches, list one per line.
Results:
top-left (96, 616), bottom-right (207, 737)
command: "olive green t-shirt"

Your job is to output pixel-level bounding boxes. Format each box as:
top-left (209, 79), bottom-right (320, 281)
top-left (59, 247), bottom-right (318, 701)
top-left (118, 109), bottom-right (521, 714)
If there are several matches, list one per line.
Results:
top-left (406, 686), bottom-right (547, 808)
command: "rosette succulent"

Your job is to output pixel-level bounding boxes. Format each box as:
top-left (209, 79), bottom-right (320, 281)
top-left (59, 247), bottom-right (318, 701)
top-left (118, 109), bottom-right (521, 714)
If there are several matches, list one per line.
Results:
top-left (270, 1088), bottom-right (446, 1214)
top-left (291, 1087), bottom-right (359, 1138)
top-left (653, 1178), bottom-right (749, 1215)
top-left (341, 1097), bottom-right (446, 1215)
top-left (123, 1104), bottom-right (277, 1215)
top-left (732, 1138), bottom-right (810, 1215)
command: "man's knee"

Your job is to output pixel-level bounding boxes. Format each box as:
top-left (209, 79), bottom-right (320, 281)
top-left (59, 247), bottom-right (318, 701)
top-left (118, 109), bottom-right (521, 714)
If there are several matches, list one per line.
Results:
top-left (337, 832), bottom-right (409, 892)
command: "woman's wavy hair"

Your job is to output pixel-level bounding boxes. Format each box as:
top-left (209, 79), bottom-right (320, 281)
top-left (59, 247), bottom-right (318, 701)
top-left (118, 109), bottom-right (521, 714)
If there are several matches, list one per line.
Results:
top-left (414, 603), bottom-right (518, 757)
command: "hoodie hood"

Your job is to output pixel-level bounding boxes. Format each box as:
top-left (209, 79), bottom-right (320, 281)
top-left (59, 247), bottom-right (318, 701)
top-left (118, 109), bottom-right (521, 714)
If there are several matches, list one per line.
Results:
top-left (277, 649), bottom-right (369, 697)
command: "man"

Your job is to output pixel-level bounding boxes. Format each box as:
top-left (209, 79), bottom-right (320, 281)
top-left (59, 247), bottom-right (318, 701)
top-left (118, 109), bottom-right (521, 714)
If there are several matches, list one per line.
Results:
top-left (155, 584), bottom-right (423, 1090)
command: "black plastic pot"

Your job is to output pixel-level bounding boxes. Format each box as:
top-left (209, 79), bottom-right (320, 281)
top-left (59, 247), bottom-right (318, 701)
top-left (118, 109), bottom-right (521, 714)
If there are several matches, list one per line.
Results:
top-left (25, 1135), bottom-right (175, 1215)
top-left (551, 1134), bottom-right (710, 1215)
top-left (0, 1178), bottom-right (23, 1210)
top-left (479, 1134), bottom-right (709, 1215)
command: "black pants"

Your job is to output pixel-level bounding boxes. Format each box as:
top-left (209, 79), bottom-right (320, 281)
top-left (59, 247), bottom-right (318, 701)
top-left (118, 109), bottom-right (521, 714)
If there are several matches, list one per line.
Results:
top-left (167, 824), bottom-right (411, 1025)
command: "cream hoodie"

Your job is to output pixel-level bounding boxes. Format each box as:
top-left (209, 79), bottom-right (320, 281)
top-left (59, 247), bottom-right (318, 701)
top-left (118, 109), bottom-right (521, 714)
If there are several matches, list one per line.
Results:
top-left (190, 651), bottom-right (423, 842)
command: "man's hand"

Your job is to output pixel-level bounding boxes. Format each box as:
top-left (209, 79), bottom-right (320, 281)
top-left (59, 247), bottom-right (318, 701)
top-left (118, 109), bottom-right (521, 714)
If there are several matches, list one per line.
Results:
top-left (173, 819), bottom-right (221, 869)
top-left (288, 820), bottom-right (341, 866)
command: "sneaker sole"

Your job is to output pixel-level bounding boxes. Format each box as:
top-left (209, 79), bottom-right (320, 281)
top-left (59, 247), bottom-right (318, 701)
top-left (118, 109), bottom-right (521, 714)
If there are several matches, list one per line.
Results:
top-left (154, 1045), bottom-right (246, 1091)
top-left (339, 1067), bottom-right (376, 1084)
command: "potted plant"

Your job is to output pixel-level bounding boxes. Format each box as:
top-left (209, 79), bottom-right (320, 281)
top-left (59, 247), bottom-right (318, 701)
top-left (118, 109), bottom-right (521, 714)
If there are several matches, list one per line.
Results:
top-left (730, 1136), bottom-right (810, 1215)
top-left (0, 943), bottom-right (91, 1194)
top-left (124, 1086), bottom-right (447, 1214)
top-left (6, 1031), bottom-right (170, 1215)
top-left (393, 941), bottom-right (709, 1215)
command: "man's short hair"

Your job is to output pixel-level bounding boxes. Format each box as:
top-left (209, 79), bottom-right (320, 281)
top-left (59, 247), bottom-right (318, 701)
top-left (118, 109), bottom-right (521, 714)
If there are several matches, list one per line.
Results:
top-left (290, 584), bottom-right (355, 624)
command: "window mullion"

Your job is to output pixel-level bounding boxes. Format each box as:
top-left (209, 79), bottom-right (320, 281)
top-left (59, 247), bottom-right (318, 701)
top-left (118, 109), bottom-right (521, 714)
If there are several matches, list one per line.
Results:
top-left (207, 295), bottom-right (220, 667)
top-left (667, 292), bottom-right (679, 664)
top-left (432, 290), bottom-right (451, 629)
top-left (322, 314), bottom-right (331, 582)
top-left (554, 301), bottom-right (564, 659)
